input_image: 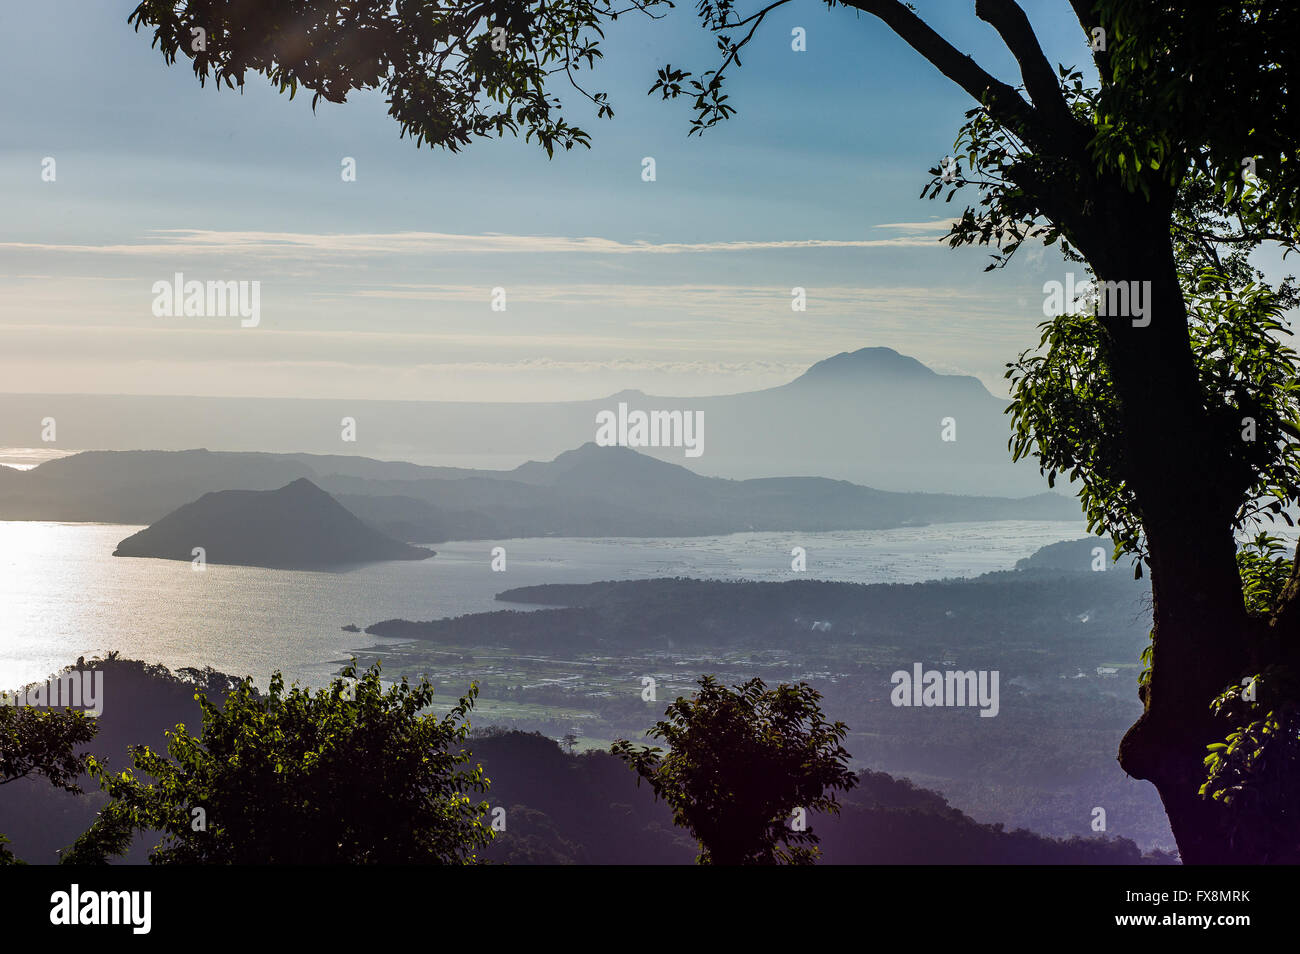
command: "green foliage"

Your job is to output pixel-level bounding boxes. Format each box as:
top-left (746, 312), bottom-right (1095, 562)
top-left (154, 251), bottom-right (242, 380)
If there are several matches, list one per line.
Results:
top-left (916, 0), bottom-right (1300, 271)
top-left (1138, 630), bottom-right (1153, 690)
top-left (59, 801), bottom-right (138, 866)
top-left (127, 0), bottom-right (673, 155)
top-left (1006, 270), bottom-right (1300, 570)
top-left (1186, 276), bottom-right (1300, 516)
top-left (0, 701), bottom-right (98, 865)
top-left (611, 675), bottom-right (857, 864)
top-left (0, 703), bottom-right (97, 794)
top-left (0, 834), bottom-right (25, 865)
top-left (1005, 309), bottom-right (1135, 558)
top-left (1200, 667), bottom-right (1300, 862)
top-left (73, 661), bottom-right (493, 864)
top-left (933, 8), bottom-right (1300, 584)
top-left (1091, 0), bottom-right (1300, 244)
top-left (1236, 533), bottom-right (1293, 617)
top-left (925, 67), bottom-right (1096, 271)
top-left (1171, 177), bottom-right (1300, 311)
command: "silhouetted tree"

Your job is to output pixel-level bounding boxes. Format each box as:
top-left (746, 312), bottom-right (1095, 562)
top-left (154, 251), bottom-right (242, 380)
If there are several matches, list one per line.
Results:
top-left (65, 662), bottom-right (493, 864)
top-left (0, 703), bottom-right (97, 863)
top-left (612, 676), bottom-right (857, 864)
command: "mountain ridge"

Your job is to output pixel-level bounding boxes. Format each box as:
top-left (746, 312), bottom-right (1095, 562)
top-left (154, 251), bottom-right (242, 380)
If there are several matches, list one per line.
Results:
top-left (0, 346), bottom-right (1042, 495)
top-left (0, 442), bottom-right (1083, 544)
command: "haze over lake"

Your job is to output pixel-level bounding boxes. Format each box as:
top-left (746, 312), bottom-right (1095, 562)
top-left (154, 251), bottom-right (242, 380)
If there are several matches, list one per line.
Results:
top-left (1, 519), bottom-right (1087, 690)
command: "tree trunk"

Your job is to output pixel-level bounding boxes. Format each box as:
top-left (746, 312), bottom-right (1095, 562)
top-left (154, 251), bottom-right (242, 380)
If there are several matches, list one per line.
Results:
top-left (847, 0), bottom-right (1291, 864)
top-left (1118, 524), bottom-right (1253, 863)
top-left (1081, 207), bottom-right (1263, 861)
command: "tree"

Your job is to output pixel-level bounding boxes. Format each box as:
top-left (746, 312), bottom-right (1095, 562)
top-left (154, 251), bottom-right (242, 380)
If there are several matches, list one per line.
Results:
top-left (66, 662), bottom-right (494, 864)
top-left (0, 702), bottom-right (97, 793)
top-left (126, 0), bottom-right (673, 156)
top-left (0, 703), bottom-right (98, 863)
top-left (126, 0), bottom-right (1300, 862)
top-left (611, 676), bottom-right (857, 864)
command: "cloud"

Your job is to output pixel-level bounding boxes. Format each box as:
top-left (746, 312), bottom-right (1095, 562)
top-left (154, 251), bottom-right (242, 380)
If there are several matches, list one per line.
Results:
top-left (874, 219), bottom-right (959, 232)
top-left (0, 227), bottom-right (948, 258)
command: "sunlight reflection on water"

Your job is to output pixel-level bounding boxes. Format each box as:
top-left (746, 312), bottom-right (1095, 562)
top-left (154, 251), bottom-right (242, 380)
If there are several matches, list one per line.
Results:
top-left (0, 519), bottom-right (1088, 690)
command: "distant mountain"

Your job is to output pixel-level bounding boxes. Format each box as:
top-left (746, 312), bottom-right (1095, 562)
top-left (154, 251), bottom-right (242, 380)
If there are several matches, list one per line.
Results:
top-left (112, 478), bottom-right (433, 569)
top-left (332, 443), bottom-right (1079, 540)
top-left (3, 443), bottom-right (1078, 542)
top-left (0, 448), bottom-right (316, 523)
top-left (511, 442), bottom-right (709, 495)
top-left (0, 346), bottom-right (1051, 495)
top-left (790, 347), bottom-right (970, 386)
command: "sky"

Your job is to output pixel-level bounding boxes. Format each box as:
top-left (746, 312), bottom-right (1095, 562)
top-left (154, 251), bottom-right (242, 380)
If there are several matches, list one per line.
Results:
top-left (0, 0), bottom-right (1111, 402)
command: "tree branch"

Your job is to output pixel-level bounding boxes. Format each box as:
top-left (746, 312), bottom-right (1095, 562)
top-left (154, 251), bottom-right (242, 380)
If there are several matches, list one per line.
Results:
top-left (974, 0), bottom-right (1077, 139)
top-left (719, 0), bottom-right (795, 30)
top-left (837, 0), bottom-right (1044, 147)
top-left (1066, 0), bottom-right (1110, 77)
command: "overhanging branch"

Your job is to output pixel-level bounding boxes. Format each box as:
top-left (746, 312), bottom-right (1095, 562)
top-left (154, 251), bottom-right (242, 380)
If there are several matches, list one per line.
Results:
top-left (837, 0), bottom-right (1046, 148)
top-left (975, 0), bottom-right (1077, 140)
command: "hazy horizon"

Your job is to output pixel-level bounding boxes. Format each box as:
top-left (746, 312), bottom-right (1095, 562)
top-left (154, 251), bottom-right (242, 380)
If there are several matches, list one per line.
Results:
top-left (1, 0), bottom-right (1105, 405)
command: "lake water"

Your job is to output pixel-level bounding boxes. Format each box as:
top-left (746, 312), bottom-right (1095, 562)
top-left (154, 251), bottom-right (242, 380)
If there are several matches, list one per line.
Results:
top-left (0, 519), bottom-right (1088, 690)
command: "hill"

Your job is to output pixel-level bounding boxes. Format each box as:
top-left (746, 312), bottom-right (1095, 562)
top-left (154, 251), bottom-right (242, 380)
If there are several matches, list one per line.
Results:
top-left (1015, 536), bottom-right (1124, 573)
top-left (112, 478), bottom-right (433, 569)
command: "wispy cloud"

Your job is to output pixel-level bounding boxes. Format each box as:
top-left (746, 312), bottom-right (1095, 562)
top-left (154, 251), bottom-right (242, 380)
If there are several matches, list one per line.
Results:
top-left (0, 227), bottom-right (949, 258)
top-left (874, 219), bottom-right (959, 232)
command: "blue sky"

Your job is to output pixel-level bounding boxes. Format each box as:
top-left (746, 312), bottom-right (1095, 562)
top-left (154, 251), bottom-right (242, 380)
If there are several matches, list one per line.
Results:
top-left (0, 0), bottom-right (1100, 401)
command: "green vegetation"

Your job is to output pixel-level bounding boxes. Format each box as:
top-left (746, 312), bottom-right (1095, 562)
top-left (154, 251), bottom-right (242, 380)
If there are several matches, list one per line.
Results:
top-left (65, 662), bottom-right (493, 864)
top-left (0, 654), bottom-right (1177, 864)
top-left (0, 703), bottom-right (97, 864)
top-left (613, 676), bottom-right (858, 864)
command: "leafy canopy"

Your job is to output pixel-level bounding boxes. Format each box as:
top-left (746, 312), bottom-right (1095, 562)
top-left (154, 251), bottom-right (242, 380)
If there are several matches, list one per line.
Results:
top-left (0, 702), bottom-right (97, 794)
top-left (612, 675), bottom-right (857, 865)
top-left (128, 0), bottom-right (673, 155)
top-left (67, 661), bottom-right (493, 864)
top-left (0, 701), bottom-right (98, 865)
top-left (1006, 266), bottom-right (1300, 569)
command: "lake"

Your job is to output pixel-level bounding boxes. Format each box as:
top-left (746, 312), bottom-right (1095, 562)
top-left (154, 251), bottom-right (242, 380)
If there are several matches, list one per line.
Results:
top-left (0, 519), bottom-right (1088, 690)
